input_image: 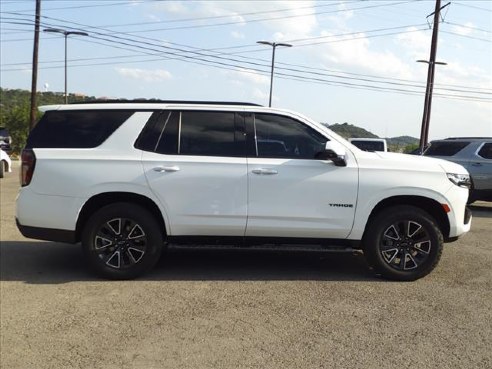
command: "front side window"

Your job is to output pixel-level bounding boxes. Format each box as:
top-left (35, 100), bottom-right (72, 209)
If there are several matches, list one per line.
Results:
top-left (478, 143), bottom-right (492, 159)
top-left (253, 114), bottom-right (328, 159)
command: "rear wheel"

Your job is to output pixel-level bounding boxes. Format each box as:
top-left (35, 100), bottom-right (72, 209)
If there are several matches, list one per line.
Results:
top-left (363, 205), bottom-right (443, 281)
top-left (0, 161), bottom-right (4, 178)
top-left (82, 203), bottom-right (163, 279)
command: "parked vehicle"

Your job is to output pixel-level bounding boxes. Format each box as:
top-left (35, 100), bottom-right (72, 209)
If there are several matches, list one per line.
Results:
top-left (348, 138), bottom-right (387, 152)
top-left (16, 101), bottom-right (472, 281)
top-left (0, 127), bottom-right (12, 154)
top-left (0, 149), bottom-right (12, 178)
top-left (423, 137), bottom-right (492, 203)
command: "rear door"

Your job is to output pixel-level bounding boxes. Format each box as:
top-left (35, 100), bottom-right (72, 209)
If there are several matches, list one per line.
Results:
top-left (466, 142), bottom-right (492, 191)
top-left (245, 113), bottom-right (358, 239)
top-left (140, 110), bottom-right (248, 236)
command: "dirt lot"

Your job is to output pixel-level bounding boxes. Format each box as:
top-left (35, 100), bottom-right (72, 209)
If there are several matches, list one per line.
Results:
top-left (1, 164), bottom-right (491, 369)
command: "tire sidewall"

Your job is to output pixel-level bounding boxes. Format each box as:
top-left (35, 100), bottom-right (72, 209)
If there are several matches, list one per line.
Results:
top-left (82, 203), bottom-right (163, 280)
top-left (364, 206), bottom-right (443, 281)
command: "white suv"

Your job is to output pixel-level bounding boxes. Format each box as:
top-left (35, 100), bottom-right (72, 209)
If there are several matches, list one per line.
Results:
top-left (16, 102), bottom-right (472, 280)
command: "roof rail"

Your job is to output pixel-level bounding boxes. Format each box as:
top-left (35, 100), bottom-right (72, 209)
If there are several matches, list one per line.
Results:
top-left (444, 137), bottom-right (492, 140)
top-left (69, 100), bottom-right (263, 106)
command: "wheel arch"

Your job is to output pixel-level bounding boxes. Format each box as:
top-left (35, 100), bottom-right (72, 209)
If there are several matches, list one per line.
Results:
top-left (76, 192), bottom-right (167, 242)
top-left (364, 195), bottom-right (451, 241)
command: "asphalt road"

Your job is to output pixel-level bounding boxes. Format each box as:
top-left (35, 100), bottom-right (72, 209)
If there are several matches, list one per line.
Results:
top-left (1, 164), bottom-right (491, 369)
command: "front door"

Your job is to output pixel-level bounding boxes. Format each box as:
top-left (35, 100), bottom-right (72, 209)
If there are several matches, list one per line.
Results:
top-left (245, 113), bottom-right (358, 239)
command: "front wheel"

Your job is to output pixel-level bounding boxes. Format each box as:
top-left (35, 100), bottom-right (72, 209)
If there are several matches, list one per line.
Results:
top-left (82, 203), bottom-right (163, 280)
top-left (363, 205), bottom-right (444, 281)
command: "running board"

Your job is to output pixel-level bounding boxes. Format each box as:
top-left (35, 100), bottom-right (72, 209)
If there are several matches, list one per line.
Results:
top-left (167, 243), bottom-right (362, 253)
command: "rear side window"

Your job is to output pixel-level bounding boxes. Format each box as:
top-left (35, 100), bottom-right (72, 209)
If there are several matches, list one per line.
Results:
top-left (478, 143), bottom-right (492, 159)
top-left (180, 111), bottom-right (237, 157)
top-left (137, 110), bottom-right (242, 157)
top-left (26, 110), bottom-right (134, 148)
top-left (424, 141), bottom-right (470, 156)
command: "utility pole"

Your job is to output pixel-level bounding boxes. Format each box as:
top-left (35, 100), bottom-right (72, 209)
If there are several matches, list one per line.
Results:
top-left (418, 0), bottom-right (450, 152)
top-left (29, 0), bottom-right (41, 131)
top-left (257, 41), bottom-right (292, 107)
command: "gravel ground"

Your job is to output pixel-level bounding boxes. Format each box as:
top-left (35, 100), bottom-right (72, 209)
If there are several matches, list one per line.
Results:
top-left (1, 164), bottom-right (491, 369)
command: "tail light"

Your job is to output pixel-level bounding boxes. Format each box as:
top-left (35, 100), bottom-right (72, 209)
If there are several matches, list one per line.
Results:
top-left (21, 149), bottom-right (36, 187)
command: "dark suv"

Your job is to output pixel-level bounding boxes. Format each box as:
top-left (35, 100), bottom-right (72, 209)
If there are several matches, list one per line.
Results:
top-left (423, 137), bottom-right (492, 203)
top-left (0, 127), bottom-right (12, 154)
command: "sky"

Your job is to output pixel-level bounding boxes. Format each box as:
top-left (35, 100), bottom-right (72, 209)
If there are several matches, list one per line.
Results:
top-left (1, 0), bottom-right (491, 140)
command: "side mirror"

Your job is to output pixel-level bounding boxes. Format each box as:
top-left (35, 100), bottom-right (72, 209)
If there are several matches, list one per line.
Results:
top-left (315, 141), bottom-right (347, 167)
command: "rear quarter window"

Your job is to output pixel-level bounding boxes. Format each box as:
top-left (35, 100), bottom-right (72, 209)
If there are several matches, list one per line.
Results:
top-left (26, 110), bottom-right (134, 148)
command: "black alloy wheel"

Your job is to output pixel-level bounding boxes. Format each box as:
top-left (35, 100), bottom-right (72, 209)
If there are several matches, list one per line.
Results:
top-left (363, 205), bottom-right (443, 281)
top-left (82, 203), bottom-right (163, 279)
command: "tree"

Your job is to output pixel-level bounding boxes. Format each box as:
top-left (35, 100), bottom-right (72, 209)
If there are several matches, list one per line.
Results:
top-left (1, 104), bottom-right (30, 155)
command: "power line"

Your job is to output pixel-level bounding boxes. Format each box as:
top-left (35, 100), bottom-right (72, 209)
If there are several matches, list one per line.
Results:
top-left (441, 30), bottom-right (492, 43)
top-left (453, 1), bottom-right (492, 13)
top-left (2, 15), bottom-right (490, 96)
top-left (444, 21), bottom-right (492, 34)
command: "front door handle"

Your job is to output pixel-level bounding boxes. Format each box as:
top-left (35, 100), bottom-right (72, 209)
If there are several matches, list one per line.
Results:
top-left (471, 162), bottom-right (482, 167)
top-left (252, 168), bottom-right (278, 175)
top-left (153, 166), bottom-right (180, 173)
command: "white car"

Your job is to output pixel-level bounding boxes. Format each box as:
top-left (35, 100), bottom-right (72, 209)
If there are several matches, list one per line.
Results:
top-left (0, 149), bottom-right (12, 178)
top-left (16, 102), bottom-right (472, 280)
top-left (349, 138), bottom-right (388, 152)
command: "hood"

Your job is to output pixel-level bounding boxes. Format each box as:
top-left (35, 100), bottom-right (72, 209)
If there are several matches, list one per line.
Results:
top-left (372, 151), bottom-right (469, 175)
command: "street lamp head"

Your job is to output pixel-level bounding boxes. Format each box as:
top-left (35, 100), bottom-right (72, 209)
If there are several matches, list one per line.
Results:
top-left (43, 28), bottom-right (66, 35)
top-left (257, 40), bottom-right (292, 48)
top-left (257, 40), bottom-right (274, 46)
top-left (43, 28), bottom-right (89, 37)
top-left (66, 31), bottom-right (89, 37)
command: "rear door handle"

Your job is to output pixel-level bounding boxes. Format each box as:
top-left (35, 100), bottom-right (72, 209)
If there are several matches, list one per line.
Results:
top-left (252, 168), bottom-right (278, 175)
top-left (471, 162), bottom-right (482, 167)
top-left (153, 166), bottom-right (180, 173)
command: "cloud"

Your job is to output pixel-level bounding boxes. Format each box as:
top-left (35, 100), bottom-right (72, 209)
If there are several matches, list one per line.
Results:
top-left (231, 31), bottom-right (245, 39)
top-left (231, 68), bottom-right (269, 85)
top-left (116, 68), bottom-right (172, 82)
top-left (318, 33), bottom-right (413, 79)
top-left (452, 22), bottom-right (474, 36)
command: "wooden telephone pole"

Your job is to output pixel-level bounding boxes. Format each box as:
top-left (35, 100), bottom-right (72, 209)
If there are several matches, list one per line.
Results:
top-left (419, 0), bottom-right (450, 152)
top-left (30, 0), bottom-right (41, 131)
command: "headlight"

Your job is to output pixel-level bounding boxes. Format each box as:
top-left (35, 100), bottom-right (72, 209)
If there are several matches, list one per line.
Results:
top-left (447, 173), bottom-right (471, 189)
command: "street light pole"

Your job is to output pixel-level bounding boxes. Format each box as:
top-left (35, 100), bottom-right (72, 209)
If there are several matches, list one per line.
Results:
top-left (257, 41), bottom-right (292, 107)
top-left (43, 28), bottom-right (88, 104)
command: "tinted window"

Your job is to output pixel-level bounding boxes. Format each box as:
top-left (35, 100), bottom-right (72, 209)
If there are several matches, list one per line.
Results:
top-left (135, 111), bottom-right (179, 154)
top-left (134, 111), bottom-right (164, 152)
top-left (424, 141), bottom-right (470, 156)
top-left (180, 111), bottom-right (237, 157)
top-left (155, 111), bottom-right (179, 155)
top-left (27, 110), bottom-right (133, 148)
top-left (254, 114), bottom-right (328, 159)
top-left (478, 143), bottom-right (492, 159)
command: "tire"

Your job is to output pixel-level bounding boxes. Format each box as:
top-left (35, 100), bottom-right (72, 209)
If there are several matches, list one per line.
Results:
top-left (0, 161), bottom-right (4, 178)
top-left (82, 202), bottom-right (164, 280)
top-left (362, 205), bottom-right (443, 281)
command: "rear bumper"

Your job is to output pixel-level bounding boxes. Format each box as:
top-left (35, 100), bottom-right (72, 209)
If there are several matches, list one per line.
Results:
top-left (16, 218), bottom-right (77, 243)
